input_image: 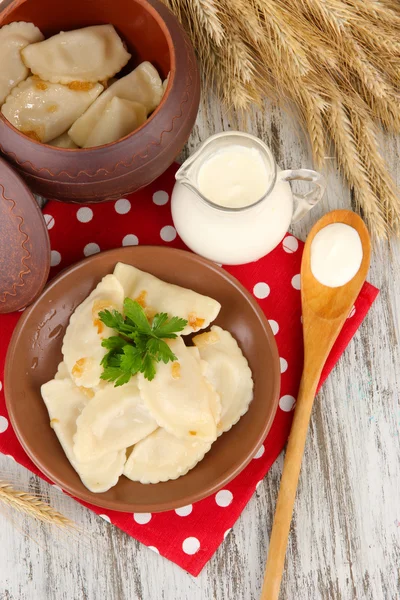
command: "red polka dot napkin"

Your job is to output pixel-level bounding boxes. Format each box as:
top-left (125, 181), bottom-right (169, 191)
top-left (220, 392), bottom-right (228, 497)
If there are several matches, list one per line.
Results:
top-left (0, 164), bottom-right (378, 576)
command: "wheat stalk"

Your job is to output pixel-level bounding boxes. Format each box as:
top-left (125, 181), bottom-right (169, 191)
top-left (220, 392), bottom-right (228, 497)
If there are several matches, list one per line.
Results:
top-left (0, 479), bottom-right (73, 528)
top-left (161, 0), bottom-right (400, 238)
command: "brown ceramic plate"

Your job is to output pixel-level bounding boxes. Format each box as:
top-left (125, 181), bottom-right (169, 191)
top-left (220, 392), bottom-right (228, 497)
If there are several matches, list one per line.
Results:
top-left (5, 247), bottom-right (280, 512)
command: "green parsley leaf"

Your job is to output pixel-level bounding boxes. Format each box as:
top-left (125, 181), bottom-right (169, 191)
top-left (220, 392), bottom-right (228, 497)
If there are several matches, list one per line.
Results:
top-left (101, 336), bottom-right (126, 351)
top-left (146, 338), bottom-right (177, 364)
top-left (98, 309), bottom-right (125, 330)
top-left (150, 312), bottom-right (169, 331)
top-left (100, 366), bottom-right (123, 383)
top-left (123, 298), bottom-right (151, 333)
top-left (119, 345), bottom-right (143, 376)
top-left (141, 353), bottom-right (156, 381)
top-left (152, 314), bottom-right (188, 338)
top-left (114, 371), bottom-right (133, 387)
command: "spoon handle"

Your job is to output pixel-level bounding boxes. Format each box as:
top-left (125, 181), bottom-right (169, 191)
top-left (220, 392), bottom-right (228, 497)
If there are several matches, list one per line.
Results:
top-left (260, 369), bottom-right (321, 600)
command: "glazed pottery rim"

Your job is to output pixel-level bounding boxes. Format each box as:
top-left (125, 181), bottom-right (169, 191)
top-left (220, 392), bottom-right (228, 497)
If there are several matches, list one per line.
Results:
top-left (0, 0), bottom-right (176, 152)
top-left (5, 246), bottom-right (281, 512)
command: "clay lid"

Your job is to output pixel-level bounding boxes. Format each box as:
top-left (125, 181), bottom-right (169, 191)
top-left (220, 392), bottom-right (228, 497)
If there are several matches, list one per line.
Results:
top-left (0, 157), bottom-right (50, 313)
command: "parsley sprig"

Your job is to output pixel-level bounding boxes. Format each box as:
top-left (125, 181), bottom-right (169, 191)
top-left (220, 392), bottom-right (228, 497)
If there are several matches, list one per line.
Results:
top-left (98, 298), bottom-right (187, 386)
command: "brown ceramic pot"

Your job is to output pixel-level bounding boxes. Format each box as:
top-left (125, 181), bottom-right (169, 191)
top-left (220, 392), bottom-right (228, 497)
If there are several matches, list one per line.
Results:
top-left (0, 0), bottom-right (200, 203)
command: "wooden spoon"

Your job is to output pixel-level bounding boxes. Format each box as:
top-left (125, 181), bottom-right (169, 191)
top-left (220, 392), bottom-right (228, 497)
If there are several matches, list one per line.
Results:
top-left (261, 210), bottom-right (371, 600)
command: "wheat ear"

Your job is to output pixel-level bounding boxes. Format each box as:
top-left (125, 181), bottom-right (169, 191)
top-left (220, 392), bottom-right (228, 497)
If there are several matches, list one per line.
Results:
top-left (0, 479), bottom-right (73, 528)
top-left (326, 99), bottom-right (388, 238)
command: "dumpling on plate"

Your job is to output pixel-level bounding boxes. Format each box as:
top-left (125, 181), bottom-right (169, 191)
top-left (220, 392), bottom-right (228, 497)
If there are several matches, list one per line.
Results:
top-left (62, 274), bottom-right (124, 388)
top-left (54, 361), bottom-right (70, 380)
top-left (73, 380), bottom-right (157, 462)
top-left (1, 76), bottom-right (103, 142)
top-left (68, 62), bottom-right (163, 147)
top-left (0, 21), bottom-right (44, 105)
top-left (138, 336), bottom-right (219, 442)
top-left (21, 24), bottom-right (131, 84)
top-left (41, 378), bottom-right (126, 493)
top-left (49, 132), bottom-right (78, 149)
top-left (193, 326), bottom-right (254, 434)
top-left (123, 427), bottom-right (212, 484)
top-left (113, 262), bottom-right (221, 335)
top-left (186, 345), bottom-right (222, 425)
top-left (84, 97), bottom-right (146, 148)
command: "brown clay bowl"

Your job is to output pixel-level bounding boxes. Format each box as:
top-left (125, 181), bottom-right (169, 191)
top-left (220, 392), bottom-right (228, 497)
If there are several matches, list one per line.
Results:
top-left (0, 0), bottom-right (200, 203)
top-left (5, 247), bottom-right (280, 512)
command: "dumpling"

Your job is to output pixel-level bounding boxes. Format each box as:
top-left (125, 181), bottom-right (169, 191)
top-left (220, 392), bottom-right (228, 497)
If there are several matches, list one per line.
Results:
top-left (84, 97), bottom-right (146, 148)
top-left (193, 326), bottom-right (254, 434)
top-left (187, 345), bottom-right (222, 425)
top-left (162, 73), bottom-right (170, 95)
top-left (0, 22), bottom-right (44, 105)
top-left (21, 24), bottom-right (131, 84)
top-left (1, 76), bottom-right (103, 142)
top-left (68, 62), bottom-right (163, 147)
top-left (62, 274), bottom-right (124, 388)
top-left (73, 380), bottom-right (157, 462)
top-left (113, 262), bottom-right (221, 335)
top-left (41, 378), bottom-right (126, 493)
top-left (123, 427), bottom-right (211, 484)
top-left (54, 361), bottom-right (69, 380)
top-left (137, 336), bottom-right (218, 442)
top-left (49, 132), bottom-right (78, 148)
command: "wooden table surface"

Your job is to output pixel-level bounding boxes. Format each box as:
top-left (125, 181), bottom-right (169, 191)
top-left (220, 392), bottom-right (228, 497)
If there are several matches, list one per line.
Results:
top-left (1, 93), bottom-right (399, 600)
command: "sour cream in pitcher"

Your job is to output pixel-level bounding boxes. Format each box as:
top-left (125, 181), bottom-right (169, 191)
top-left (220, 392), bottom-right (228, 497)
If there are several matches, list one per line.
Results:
top-left (197, 145), bottom-right (270, 209)
top-left (171, 132), bottom-right (325, 265)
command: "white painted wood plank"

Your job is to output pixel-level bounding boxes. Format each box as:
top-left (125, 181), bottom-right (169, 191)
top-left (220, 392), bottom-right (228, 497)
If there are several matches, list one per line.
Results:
top-left (1, 92), bottom-right (399, 600)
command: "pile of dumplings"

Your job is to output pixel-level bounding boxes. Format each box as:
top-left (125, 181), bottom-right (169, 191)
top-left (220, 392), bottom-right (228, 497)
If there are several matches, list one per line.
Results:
top-left (41, 263), bottom-right (254, 493)
top-left (0, 22), bottom-right (166, 148)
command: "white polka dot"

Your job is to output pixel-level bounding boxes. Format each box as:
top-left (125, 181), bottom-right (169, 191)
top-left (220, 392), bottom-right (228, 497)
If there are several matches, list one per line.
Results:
top-left (52, 484), bottom-right (63, 493)
top-left (280, 357), bottom-right (288, 373)
top-left (175, 504), bottom-right (193, 517)
top-left (282, 236), bottom-right (299, 253)
top-left (148, 546), bottom-right (159, 554)
top-left (223, 529), bottom-right (232, 539)
top-left (115, 198), bottom-right (131, 214)
top-left (215, 489), bottom-right (233, 507)
top-left (83, 242), bottom-right (100, 257)
top-left (0, 381), bottom-right (2, 392)
top-left (99, 514), bottom-right (111, 523)
top-left (76, 207), bottom-right (93, 223)
top-left (182, 536), bottom-right (200, 555)
top-left (268, 319), bottom-right (279, 335)
top-left (160, 225), bottom-right (177, 242)
top-left (152, 190), bottom-right (169, 206)
top-left (50, 250), bottom-right (61, 266)
top-left (253, 445), bottom-right (265, 459)
top-left (253, 282), bottom-right (270, 299)
top-left (279, 395), bottom-right (296, 412)
top-left (122, 234), bottom-right (139, 246)
top-left (133, 512), bottom-right (152, 524)
top-left (256, 480), bottom-right (263, 490)
top-left (43, 213), bottom-right (55, 230)
top-left (348, 305), bottom-right (356, 319)
top-left (291, 274), bottom-right (301, 290)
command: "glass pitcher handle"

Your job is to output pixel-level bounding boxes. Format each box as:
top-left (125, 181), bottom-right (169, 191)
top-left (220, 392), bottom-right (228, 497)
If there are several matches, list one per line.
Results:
top-left (277, 169), bottom-right (326, 223)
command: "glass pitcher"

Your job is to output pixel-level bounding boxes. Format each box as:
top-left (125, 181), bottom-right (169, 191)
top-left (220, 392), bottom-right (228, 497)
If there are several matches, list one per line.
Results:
top-left (171, 131), bottom-right (326, 265)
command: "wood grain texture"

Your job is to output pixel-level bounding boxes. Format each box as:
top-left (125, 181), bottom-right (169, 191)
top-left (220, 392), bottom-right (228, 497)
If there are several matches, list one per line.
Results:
top-left (1, 93), bottom-right (400, 600)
